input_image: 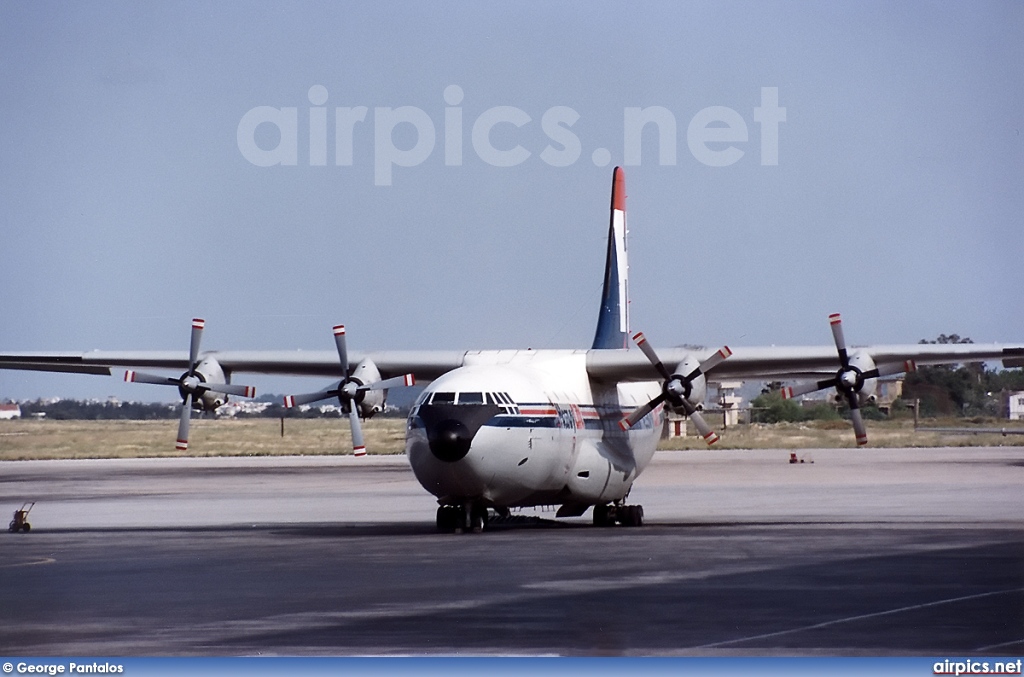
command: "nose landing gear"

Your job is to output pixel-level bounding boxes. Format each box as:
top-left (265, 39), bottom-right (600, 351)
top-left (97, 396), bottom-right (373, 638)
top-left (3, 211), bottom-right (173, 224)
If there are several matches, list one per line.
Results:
top-left (436, 503), bottom-right (489, 533)
top-left (593, 502), bottom-right (644, 527)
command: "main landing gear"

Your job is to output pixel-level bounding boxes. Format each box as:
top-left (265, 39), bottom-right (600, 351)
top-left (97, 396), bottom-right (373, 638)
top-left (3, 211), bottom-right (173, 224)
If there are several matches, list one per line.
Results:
top-left (436, 503), bottom-right (491, 533)
top-left (592, 502), bottom-right (644, 527)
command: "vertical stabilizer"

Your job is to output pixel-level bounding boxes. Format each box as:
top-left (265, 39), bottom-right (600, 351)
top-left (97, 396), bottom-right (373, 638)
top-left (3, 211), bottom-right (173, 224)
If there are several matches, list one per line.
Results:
top-left (591, 167), bottom-right (630, 349)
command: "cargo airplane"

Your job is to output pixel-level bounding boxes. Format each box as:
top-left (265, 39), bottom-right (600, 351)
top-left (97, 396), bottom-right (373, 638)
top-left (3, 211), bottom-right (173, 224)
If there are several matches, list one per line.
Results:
top-left (3, 168), bottom-right (1022, 532)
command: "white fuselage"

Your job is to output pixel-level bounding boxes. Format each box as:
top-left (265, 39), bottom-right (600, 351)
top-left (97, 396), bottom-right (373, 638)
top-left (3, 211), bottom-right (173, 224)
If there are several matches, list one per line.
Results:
top-left (404, 350), bottom-right (663, 509)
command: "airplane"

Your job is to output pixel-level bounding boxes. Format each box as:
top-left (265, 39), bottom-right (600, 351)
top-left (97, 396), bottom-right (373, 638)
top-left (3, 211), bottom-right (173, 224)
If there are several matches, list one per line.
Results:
top-left (2, 167), bottom-right (1022, 532)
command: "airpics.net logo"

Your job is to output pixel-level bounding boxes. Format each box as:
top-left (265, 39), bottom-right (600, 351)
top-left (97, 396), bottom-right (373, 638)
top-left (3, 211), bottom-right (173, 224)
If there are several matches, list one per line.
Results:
top-left (236, 85), bottom-right (786, 186)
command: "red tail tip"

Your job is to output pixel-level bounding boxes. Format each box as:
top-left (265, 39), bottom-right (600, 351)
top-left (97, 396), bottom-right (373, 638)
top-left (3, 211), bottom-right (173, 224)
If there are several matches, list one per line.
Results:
top-left (612, 166), bottom-right (626, 212)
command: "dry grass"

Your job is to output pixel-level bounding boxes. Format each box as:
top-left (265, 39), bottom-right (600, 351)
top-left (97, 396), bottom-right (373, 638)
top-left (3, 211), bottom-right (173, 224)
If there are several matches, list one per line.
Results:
top-left (2, 417), bottom-right (1023, 461)
top-left (0, 418), bottom-right (408, 461)
top-left (660, 418), bottom-right (1024, 450)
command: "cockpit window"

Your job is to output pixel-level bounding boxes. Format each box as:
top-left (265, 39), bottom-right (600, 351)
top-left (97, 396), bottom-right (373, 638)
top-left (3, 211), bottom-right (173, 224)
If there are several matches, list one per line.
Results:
top-left (425, 391), bottom-right (514, 407)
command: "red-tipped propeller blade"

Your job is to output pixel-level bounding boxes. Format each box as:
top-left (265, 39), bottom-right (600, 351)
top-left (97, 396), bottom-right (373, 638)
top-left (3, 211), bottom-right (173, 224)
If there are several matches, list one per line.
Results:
top-left (176, 393), bottom-right (192, 451)
top-left (283, 387), bottom-right (341, 409)
top-left (348, 405), bottom-right (366, 456)
top-left (188, 318), bottom-right (205, 374)
top-left (124, 370), bottom-right (179, 387)
top-left (681, 400), bottom-right (720, 445)
top-left (363, 373), bottom-right (416, 391)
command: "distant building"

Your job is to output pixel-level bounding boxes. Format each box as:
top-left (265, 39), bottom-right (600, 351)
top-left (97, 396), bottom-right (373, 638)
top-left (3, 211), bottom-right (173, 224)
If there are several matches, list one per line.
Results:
top-left (1008, 392), bottom-right (1024, 421)
top-left (0, 403), bottom-right (22, 420)
top-left (714, 381), bottom-right (745, 427)
top-left (876, 376), bottom-right (904, 414)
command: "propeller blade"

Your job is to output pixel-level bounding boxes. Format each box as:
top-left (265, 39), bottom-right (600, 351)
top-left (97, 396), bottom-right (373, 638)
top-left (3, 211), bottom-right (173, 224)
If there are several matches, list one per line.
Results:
top-left (188, 318), bottom-right (205, 374)
top-left (780, 378), bottom-right (838, 400)
top-left (333, 324), bottom-right (349, 375)
top-left (619, 393), bottom-right (667, 431)
top-left (861, 360), bottom-right (916, 380)
top-left (698, 345), bottom-right (733, 375)
top-left (176, 394), bottom-right (192, 451)
top-left (124, 370), bottom-right (180, 387)
top-left (348, 405), bottom-right (366, 456)
top-left (362, 373), bottom-right (416, 391)
top-left (680, 344), bottom-right (734, 381)
top-left (849, 405), bottom-right (868, 446)
top-left (829, 313), bottom-right (849, 368)
top-left (283, 388), bottom-right (340, 409)
top-left (632, 332), bottom-right (672, 380)
top-left (204, 383), bottom-right (257, 398)
top-left (681, 400), bottom-right (720, 445)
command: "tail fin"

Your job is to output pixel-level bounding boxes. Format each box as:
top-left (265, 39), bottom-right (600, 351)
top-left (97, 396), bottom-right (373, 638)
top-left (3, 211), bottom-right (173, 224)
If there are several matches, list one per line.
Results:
top-left (591, 166), bottom-right (630, 349)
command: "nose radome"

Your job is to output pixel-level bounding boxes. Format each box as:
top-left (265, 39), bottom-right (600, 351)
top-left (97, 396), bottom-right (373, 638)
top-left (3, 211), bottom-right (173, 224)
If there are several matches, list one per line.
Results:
top-left (416, 403), bottom-right (501, 463)
top-left (431, 418), bottom-right (473, 461)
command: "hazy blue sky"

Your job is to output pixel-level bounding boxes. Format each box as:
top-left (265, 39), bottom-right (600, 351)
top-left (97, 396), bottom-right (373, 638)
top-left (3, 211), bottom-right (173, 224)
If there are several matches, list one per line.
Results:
top-left (1, 1), bottom-right (1022, 401)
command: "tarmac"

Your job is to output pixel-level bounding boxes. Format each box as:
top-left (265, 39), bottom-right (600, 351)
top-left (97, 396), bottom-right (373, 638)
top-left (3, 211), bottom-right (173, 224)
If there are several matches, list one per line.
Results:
top-left (1, 447), bottom-right (1022, 656)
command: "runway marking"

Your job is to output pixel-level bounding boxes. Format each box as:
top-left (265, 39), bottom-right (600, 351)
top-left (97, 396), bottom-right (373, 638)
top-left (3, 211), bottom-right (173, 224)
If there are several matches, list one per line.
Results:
top-left (0, 557), bottom-right (56, 568)
top-left (694, 586), bottom-right (1024, 649)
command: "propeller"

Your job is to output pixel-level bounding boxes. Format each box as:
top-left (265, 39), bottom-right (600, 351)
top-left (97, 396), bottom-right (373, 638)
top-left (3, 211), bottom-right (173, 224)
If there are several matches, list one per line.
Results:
top-left (282, 324), bottom-right (415, 456)
top-left (619, 331), bottom-right (732, 445)
top-left (123, 318), bottom-right (256, 451)
top-left (780, 313), bottom-right (915, 446)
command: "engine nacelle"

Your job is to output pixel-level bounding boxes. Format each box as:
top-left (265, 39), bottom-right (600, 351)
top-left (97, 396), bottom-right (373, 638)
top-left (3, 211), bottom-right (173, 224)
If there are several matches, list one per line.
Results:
top-left (669, 355), bottom-right (707, 411)
top-left (829, 351), bottom-right (879, 406)
top-left (185, 358), bottom-right (229, 412)
top-left (350, 358), bottom-right (385, 418)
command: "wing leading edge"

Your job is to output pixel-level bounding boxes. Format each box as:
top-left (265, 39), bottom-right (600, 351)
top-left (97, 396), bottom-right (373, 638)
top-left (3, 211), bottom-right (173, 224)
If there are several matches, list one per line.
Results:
top-left (0, 350), bottom-right (468, 383)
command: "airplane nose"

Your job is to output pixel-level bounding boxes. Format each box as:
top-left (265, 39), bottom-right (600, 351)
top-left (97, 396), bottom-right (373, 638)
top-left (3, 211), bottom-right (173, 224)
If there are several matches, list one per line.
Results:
top-left (416, 403), bottom-right (501, 463)
top-left (431, 418), bottom-right (473, 462)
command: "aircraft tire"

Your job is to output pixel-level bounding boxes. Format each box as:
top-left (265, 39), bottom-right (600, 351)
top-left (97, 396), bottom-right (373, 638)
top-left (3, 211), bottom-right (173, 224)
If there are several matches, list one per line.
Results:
top-left (470, 505), bottom-right (487, 533)
top-left (593, 504), bottom-right (613, 527)
top-left (619, 505), bottom-right (644, 527)
top-left (436, 506), bottom-right (459, 532)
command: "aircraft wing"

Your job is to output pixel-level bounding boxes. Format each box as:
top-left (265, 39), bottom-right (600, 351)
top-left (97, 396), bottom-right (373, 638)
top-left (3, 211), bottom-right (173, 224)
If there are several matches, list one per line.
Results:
top-left (0, 350), bottom-right (468, 383)
top-left (3, 342), bottom-right (1022, 386)
top-left (586, 343), bottom-right (1024, 383)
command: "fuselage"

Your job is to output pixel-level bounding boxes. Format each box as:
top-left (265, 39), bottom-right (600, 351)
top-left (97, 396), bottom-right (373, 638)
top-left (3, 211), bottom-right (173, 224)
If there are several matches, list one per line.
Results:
top-left (404, 349), bottom-right (663, 510)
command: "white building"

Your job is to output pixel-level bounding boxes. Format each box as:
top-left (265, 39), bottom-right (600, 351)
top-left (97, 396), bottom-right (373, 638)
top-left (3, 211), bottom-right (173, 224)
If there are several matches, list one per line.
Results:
top-left (0, 403), bottom-right (22, 420)
top-left (715, 381), bottom-right (745, 427)
top-left (1008, 392), bottom-right (1024, 421)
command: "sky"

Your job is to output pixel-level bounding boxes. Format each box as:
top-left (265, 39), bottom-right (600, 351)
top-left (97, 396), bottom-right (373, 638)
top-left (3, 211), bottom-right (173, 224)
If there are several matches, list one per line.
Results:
top-left (1, 1), bottom-right (1022, 402)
